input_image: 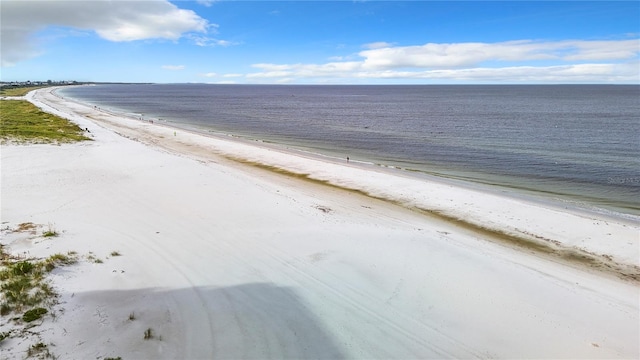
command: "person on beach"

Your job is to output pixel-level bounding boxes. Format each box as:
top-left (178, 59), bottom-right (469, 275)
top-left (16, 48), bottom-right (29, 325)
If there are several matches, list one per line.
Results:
top-left (347, 156), bottom-right (350, 162)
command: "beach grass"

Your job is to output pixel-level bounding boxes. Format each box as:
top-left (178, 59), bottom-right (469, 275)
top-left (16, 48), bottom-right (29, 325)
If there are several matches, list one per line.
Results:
top-left (0, 86), bottom-right (47, 97)
top-left (0, 100), bottom-right (91, 143)
top-left (0, 248), bottom-right (79, 352)
top-left (26, 342), bottom-right (53, 358)
top-left (0, 248), bottom-right (78, 316)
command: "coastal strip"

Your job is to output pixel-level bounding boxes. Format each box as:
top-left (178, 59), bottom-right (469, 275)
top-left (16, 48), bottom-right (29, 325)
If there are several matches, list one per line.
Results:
top-left (31, 87), bottom-right (640, 280)
top-left (1, 87), bottom-right (637, 359)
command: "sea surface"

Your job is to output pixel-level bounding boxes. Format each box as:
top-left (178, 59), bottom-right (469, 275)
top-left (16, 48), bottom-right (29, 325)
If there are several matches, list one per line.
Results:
top-left (59, 84), bottom-right (640, 217)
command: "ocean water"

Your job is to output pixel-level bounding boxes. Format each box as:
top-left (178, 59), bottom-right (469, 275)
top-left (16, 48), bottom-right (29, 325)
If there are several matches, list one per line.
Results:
top-left (59, 84), bottom-right (640, 216)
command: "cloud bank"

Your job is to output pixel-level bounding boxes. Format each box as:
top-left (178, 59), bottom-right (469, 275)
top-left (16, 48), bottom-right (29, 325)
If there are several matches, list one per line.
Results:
top-left (359, 40), bottom-right (639, 69)
top-left (1, 0), bottom-right (209, 66)
top-left (239, 39), bottom-right (639, 83)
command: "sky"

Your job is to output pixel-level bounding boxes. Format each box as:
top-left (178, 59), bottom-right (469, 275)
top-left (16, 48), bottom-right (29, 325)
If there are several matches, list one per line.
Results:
top-left (1, 0), bottom-right (639, 84)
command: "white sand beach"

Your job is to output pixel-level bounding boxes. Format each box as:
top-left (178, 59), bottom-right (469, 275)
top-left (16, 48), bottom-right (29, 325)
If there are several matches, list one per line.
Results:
top-left (1, 87), bottom-right (638, 359)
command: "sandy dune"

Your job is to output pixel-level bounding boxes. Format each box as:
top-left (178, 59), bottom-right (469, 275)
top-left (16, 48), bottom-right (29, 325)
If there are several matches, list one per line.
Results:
top-left (1, 87), bottom-right (638, 359)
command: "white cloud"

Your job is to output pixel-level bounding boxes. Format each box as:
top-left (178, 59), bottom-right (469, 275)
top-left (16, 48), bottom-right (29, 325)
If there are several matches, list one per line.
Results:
top-left (162, 65), bottom-right (185, 71)
top-left (245, 39), bottom-right (639, 83)
top-left (558, 40), bottom-right (639, 61)
top-left (196, 0), bottom-right (218, 7)
top-left (362, 42), bottom-right (394, 50)
top-left (1, 0), bottom-right (209, 66)
top-left (187, 34), bottom-right (237, 47)
top-left (353, 63), bottom-right (639, 83)
top-left (249, 62), bottom-right (362, 77)
top-left (1, 26), bottom-right (44, 67)
top-left (358, 39), bottom-right (639, 70)
top-left (245, 62), bottom-right (638, 83)
top-left (247, 70), bottom-right (293, 79)
top-left (200, 72), bottom-right (246, 78)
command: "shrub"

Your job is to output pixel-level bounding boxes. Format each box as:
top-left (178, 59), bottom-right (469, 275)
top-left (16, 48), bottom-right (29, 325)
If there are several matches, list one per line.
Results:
top-left (0, 331), bottom-right (10, 342)
top-left (42, 223), bottom-right (58, 237)
top-left (23, 307), bottom-right (48, 322)
top-left (44, 253), bottom-right (77, 272)
top-left (8, 261), bottom-right (34, 277)
top-left (26, 342), bottom-right (52, 357)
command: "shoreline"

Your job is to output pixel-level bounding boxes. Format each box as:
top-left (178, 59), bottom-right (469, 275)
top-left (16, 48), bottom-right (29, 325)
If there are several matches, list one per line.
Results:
top-left (57, 84), bottom-right (640, 218)
top-left (33, 87), bottom-right (640, 279)
top-left (1, 87), bottom-right (638, 358)
top-left (52, 86), bottom-right (640, 223)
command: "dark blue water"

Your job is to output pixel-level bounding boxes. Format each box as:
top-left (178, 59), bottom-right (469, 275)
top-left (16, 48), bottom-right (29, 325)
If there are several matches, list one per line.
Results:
top-left (60, 84), bottom-right (640, 216)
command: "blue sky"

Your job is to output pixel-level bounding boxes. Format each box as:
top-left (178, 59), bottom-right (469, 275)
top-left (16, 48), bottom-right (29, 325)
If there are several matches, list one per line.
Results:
top-left (2, 1), bottom-right (639, 84)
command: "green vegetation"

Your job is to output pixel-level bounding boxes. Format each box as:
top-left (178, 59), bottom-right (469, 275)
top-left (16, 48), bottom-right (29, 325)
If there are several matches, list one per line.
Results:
top-left (43, 253), bottom-right (77, 272)
top-left (0, 331), bottom-right (11, 342)
top-left (26, 342), bottom-right (54, 358)
top-left (1, 224), bottom-right (86, 358)
top-left (0, 251), bottom-right (78, 316)
top-left (0, 243), bottom-right (78, 357)
top-left (42, 231), bottom-right (58, 237)
top-left (0, 86), bottom-right (46, 97)
top-left (42, 223), bottom-right (58, 238)
top-left (0, 99), bottom-right (90, 143)
top-left (23, 307), bottom-right (48, 322)
top-left (86, 253), bottom-right (103, 264)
